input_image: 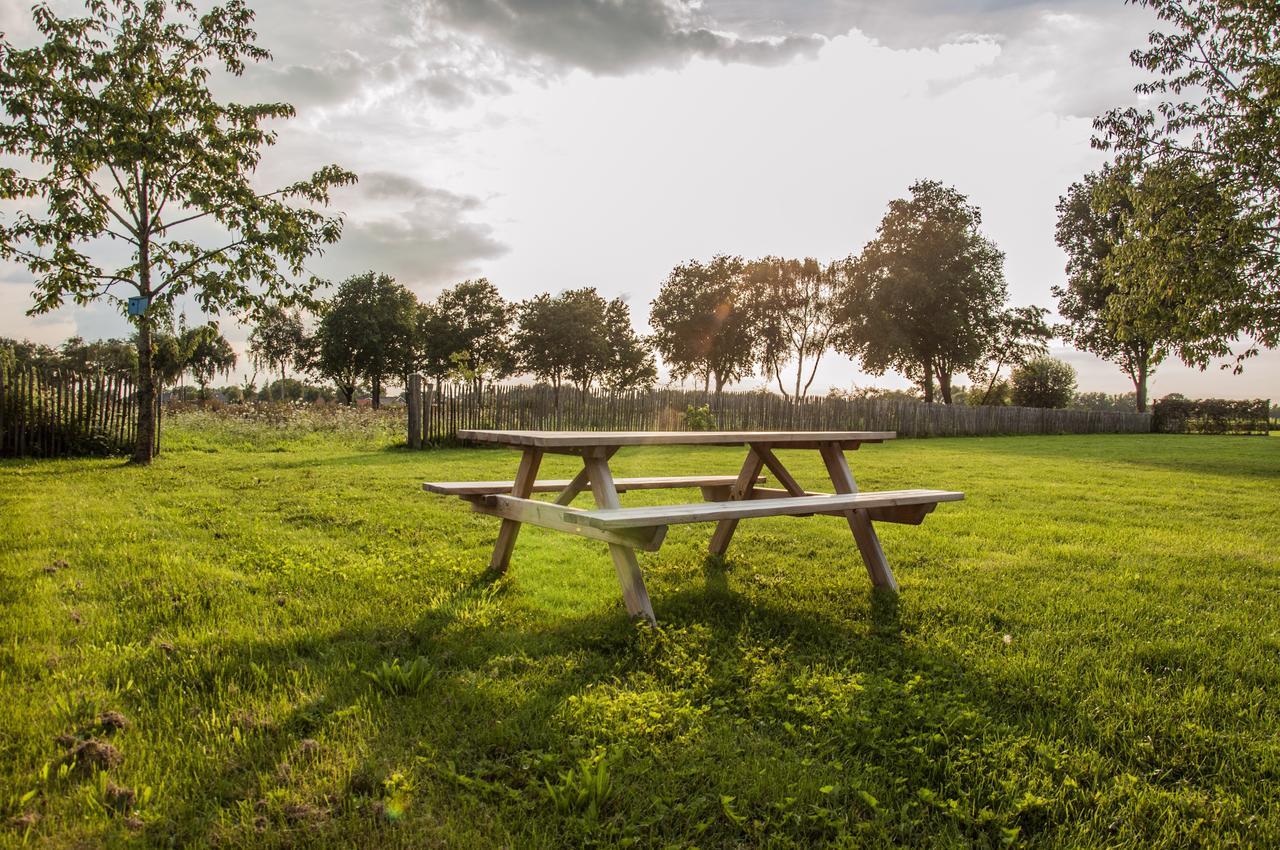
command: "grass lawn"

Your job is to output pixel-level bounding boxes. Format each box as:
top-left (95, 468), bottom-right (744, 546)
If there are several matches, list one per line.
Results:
top-left (2, 413), bottom-right (1278, 849)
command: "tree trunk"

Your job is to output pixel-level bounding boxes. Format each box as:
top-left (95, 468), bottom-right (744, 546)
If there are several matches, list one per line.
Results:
top-left (937, 369), bottom-right (953, 405)
top-left (133, 310), bottom-right (156, 464)
top-left (921, 359), bottom-right (934, 404)
top-left (372, 376), bottom-right (382, 410)
top-left (1134, 359), bottom-right (1149, 413)
top-left (339, 382), bottom-right (355, 405)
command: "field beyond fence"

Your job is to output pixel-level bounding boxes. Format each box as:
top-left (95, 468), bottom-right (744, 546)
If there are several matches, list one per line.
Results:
top-left (0, 364), bottom-right (157, 458)
top-left (406, 380), bottom-right (1155, 446)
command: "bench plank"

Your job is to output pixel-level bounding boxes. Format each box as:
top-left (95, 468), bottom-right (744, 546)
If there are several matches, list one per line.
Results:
top-left (424, 475), bottom-right (763, 496)
top-left (567, 489), bottom-right (964, 530)
top-left (470, 495), bottom-right (667, 551)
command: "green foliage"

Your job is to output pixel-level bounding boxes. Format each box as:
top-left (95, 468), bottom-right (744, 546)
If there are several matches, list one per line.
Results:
top-left (427, 279), bottom-right (515, 391)
top-left (1152, 396), bottom-right (1271, 435)
top-left (1011, 357), bottom-right (1078, 409)
top-left (2, 433), bottom-right (1280, 846)
top-left (1071, 391), bottom-right (1140, 413)
top-left (682, 403), bottom-right (716, 431)
top-left (1096, 0), bottom-right (1280, 360)
top-left (543, 752), bottom-right (615, 821)
top-left (745, 256), bottom-right (839, 401)
top-left (363, 657), bottom-right (434, 697)
top-left (248, 305), bottom-right (306, 402)
top-left (650, 255), bottom-right (758, 395)
top-left (516, 288), bottom-right (654, 398)
top-left (834, 180), bottom-right (1009, 404)
top-left (310, 273), bottom-right (417, 407)
top-left (0, 0), bottom-right (355, 462)
top-left (180, 322), bottom-right (236, 398)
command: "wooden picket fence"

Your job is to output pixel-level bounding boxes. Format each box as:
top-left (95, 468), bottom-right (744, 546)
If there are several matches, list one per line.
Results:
top-left (404, 379), bottom-right (1154, 447)
top-left (0, 365), bottom-right (159, 458)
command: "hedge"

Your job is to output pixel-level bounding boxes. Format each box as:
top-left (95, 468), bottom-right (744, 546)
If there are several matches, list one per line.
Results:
top-left (1152, 397), bottom-right (1271, 435)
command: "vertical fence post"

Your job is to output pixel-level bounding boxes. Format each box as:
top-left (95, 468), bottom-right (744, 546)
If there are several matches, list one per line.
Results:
top-left (407, 374), bottom-right (422, 449)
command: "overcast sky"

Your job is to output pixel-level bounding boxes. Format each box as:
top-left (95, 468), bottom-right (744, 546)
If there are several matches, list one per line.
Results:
top-left (1, 0), bottom-right (1277, 399)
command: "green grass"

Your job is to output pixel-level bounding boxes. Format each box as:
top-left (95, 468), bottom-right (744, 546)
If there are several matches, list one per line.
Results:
top-left (2, 414), bottom-right (1278, 848)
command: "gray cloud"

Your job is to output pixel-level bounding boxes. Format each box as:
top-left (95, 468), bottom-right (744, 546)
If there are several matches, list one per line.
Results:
top-left (311, 176), bottom-right (506, 294)
top-left (425, 0), bottom-right (824, 75)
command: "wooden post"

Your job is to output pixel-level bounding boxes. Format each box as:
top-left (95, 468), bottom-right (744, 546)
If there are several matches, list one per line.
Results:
top-left (407, 374), bottom-right (422, 449)
top-left (488, 447), bottom-right (543, 573)
top-left (707, 448), bottom-right (764, 557)
top-left (818, 442), bottom-right (898, 592)
top-left (584, 452), bottom-right (656, 624)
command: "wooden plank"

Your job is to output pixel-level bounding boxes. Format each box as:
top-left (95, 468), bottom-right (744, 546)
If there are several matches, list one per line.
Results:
top-left (487, 447), bottom-right (543, 573)
top-left (585, 455), bottom-right (656, 624)
top-left (708, 448), bottom-right (764, 556)
top-left (553, 446), bottom-right (618, 505)
top-left (819, 443), bottom-right (899, 592)
top-left (748, 443), bottom-right (807, 496)
top-left (424, 474), bottom-right (762, 496)
top-left (457, 429), bottom-right (897, 449)
top-left (473, 495), bottom-right (667, 551)
top-left (572, 488), bottom-right (962, 530)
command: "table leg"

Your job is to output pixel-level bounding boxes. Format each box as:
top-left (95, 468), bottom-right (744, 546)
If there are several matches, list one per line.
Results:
top-left (554, 447), bottom-right (617, 505)
top-left (708, 448), bottom-right (764, 557)
top-left (584, 453), bottom-right (656, 624)
top-left (818, 442), bottom-right (899, 592)
top-left (488, 447), bottom-right (544, 573)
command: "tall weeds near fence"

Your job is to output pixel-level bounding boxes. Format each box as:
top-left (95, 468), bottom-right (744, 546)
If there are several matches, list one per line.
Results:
top-left (405, 379), bottom-right (1154, 446)
top-left (0, 364), bottom-right (157, 458)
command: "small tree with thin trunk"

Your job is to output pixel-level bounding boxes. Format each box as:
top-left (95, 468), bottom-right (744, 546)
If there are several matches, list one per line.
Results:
top-left (248, 304), bottom-right (305, 402)
top-left (0, 0), bottom-right (355, 463)
top-left (746, 255), bottom-right (839, 402)
top-left (181, 322), bottom-right (236, 399)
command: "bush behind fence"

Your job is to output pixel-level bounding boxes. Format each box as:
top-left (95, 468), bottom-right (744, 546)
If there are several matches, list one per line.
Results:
top-left (1151, 397), bottom-right (1271, 435)
top-left (0, 364), bottom-right (157, 458)
top-left (406, 381), bottom-right (1155, 446)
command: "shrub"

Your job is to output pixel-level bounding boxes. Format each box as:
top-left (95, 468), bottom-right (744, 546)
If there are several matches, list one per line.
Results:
top-left (1152, 397), bottom-right (1270, 435)
top-left (1011, 357), bottom-right (1077, 409)
top-left (683, 404), bottom-right (716, 431)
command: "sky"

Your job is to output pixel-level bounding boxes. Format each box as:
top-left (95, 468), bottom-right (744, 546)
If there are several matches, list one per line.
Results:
top-left (1, 0), bottom-right (1277, 400)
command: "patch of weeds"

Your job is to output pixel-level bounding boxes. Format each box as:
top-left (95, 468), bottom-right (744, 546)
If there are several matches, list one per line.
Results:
top-left (363, 657), bottom-right (433, 696)
top-left (544, 752), bottom-right (616, 822)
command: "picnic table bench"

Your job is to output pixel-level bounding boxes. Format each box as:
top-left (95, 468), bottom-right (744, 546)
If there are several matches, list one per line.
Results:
top-left (423, 430), bottom-right (963, 624)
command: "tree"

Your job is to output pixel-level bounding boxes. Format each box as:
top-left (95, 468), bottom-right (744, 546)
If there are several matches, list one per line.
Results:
top-left (1095, 0), bottom-right (1280, 361)
top-left (414, 301), bottom-right (457, 392)
top-left (1054, 164), bottom-right (1170, 412)
top-left (834, 180), bottom-right (1008, 404)
top-left (431, 279), bottom-right (513, 392)
top-left (745, 256), bottom-right (838, 401)
top-left (310, 272), bottom-right (418, 408)
top-left (650, 255), bottom-right (757, 398)
top-left (0, 0), bottom-right (355, 463)
top-left (600, 297), bottom-right (656, 391)
top-left (58, 336), bottom-right (138, 373)
top-left (970, 306), bottom-right (1052, 406)
top-left (1011, 356), bottom-right (1077, 409)
top-left (514, 288), bottom-right (655, 402)
top-left (181, 322), bottom-right (236, 399)
top-left (248, 304), bottom-right (305, 402)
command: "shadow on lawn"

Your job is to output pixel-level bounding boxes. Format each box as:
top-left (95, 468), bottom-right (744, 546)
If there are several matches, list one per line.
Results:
top-left (128, 556), bottom-right (1233, 847)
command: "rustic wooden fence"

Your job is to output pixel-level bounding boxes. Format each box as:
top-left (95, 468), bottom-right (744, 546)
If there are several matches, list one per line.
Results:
top-left (404, 379), bottom-right (1154, 447)
top-left (0, 365), bottom-right (158, 458)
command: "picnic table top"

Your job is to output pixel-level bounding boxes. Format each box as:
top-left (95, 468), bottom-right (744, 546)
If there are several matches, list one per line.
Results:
top-left (457, 429), bottom-right (897, 448)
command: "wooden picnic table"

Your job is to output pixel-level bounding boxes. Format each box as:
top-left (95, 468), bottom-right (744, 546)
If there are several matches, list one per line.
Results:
top-left (424, 430), bottom-right (963, 624)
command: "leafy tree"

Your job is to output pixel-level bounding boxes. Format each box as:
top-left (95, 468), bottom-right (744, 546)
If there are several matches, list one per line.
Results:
top-left (431, 279), bottom-right (513, 392)
top-left (600, 297), bottom-right (656, 391)
top-left (650, 255), bottom-right (757, 398)
top-left (515, 288), bottom-right (655, 401)
top-left (180, 322), bottom-right (236, 399)
top-left (310, 272), bottom-right (418, 408)
top-left (1054, 164), bottom-right (1170, 412)
top-left (0, 0), bottom-right (355, 463)
top-left (745, 256), bottom-right (838, 401)
top-left (969, 306), bottom-right (1052, 406)
top-left (1095, 0), bottom-right (1280, 362)
top-left (834, 180), bottom-right (1008, 404)
top-left (1011, 356), bottom-right (1077, 409)
top-left (248, 304), bottom-right (305, 402)
top-left (58, 336), bottom-right (138, 373)
top-left (414, 301), bottom-right (457, 392)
